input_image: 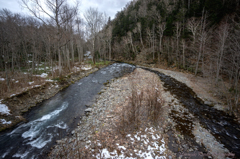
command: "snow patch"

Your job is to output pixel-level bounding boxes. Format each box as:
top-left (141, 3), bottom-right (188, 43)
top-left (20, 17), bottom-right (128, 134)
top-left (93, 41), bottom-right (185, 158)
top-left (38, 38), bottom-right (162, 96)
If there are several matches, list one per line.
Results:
top-left (0, 119), bottom-right (12, 125)
top-left (90, 127), bottom-right (166, 159)
top-left (40, 73), bottom-right (48, 78)
top-left (81, 65), bottom-right (92, 70)
top-left (0, 78), bottom-right (5, 81)
top-left (45, 79), bottom-right (54, 82)
top-left (29, 81), bottom-right (34, 85)
top-left (10, 94), bottom-right (16, 97)
top-left (0, 103), bottom-right (11, 115)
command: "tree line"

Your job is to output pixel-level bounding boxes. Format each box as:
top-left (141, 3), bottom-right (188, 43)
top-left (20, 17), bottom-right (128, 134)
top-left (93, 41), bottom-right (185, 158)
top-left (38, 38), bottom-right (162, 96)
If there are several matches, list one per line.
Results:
top-left (0, 0), bottom-right (110, 94)
top-left (0, 0), bottom-right (239, 114)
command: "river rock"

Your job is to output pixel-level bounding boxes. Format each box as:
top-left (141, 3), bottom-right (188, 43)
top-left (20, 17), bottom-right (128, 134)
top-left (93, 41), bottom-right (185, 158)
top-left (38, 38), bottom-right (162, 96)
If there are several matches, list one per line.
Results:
top-left (204, 101), bottom-right (213, 106)
top-left (56, 140), bottom-right (65, 144)
top-left (85, 108), bottom-right (92, 112)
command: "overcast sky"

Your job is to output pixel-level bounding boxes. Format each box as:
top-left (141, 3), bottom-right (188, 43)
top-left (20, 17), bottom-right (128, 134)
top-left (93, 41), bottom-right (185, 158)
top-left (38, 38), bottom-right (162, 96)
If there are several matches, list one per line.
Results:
top-left (0, 0), bottom-right (132, 19)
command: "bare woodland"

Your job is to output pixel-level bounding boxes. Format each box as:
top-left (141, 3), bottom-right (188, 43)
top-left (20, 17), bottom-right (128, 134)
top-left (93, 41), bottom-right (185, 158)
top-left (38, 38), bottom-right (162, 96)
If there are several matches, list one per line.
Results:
top-left (107, 0), bottom-right (240, 115)
top-left (0, 0), bottom-right (240, 115)
top-left (0, 0), bottom-right (110, 98)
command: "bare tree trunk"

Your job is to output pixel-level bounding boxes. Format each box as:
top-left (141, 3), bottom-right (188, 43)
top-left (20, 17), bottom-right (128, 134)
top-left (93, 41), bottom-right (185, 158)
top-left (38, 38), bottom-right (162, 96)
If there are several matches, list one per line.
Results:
top-left (195, 10), bottom-right (207, 76)
top-left (152, 24), bottom-right (155, 60)
top-left (175, 22), bottom-right (182, 68)
top-left (66, 47), bottom-right (70, 71)
top-left (157, 23), bottom-right (166, 63)
top-left (137, 22), bottom-right (144, 48)
top-left (109, 40), bottom-right (111, 61)
top-left (182, 39), bottom-right (186, 69)
top-left (216, 23), bottom-right (229, 82)
top-left (70, 37), bottom-right (74, 66)
top-left (58, 47), bottom-right (62, 76)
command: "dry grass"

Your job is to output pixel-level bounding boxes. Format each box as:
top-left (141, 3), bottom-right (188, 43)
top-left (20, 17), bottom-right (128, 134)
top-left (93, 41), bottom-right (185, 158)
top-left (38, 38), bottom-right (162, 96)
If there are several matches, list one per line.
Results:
top-left (0, 71), bottom-right (45, 99)
top-left (118, 70), bottom-right (165, 134)
top-left (49, 68), bottom-right (166, 159)
top-left (0, 63), bottom-right (89, 100)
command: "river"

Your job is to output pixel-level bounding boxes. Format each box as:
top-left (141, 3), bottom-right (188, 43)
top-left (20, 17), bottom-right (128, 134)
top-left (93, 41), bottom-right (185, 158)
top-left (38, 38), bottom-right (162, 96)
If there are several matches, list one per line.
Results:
top-left (0, 63), bottom-right (135, 159)
top-left (143, 67), bottom-right (240, 158)
top-left (1, 64), bottom-right (239, 159)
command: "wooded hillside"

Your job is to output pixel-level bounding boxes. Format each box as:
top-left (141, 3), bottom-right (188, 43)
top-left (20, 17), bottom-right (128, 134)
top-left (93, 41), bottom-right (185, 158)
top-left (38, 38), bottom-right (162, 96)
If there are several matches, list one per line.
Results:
top-left (101, 0), bottom-right (240, 114)
top-left (0, 0), bottom-right (240, 115)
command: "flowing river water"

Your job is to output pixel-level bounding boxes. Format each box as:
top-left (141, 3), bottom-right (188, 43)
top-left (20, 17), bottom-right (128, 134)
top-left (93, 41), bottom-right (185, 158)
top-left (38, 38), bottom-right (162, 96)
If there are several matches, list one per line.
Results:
top-left (143, 68), bottom-right (240, 158)
top-left (0, 64), bottom-right (239, 159)
top-left (0, 63), bottom-right (135, 159)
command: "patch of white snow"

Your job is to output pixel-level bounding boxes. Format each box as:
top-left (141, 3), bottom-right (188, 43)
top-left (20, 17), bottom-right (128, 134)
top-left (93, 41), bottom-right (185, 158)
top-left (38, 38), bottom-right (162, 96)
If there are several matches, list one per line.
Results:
top-left (0, 103), bottom-right (11, 115)
top-left (29, 81), bottom-right (34, 85)
top-left (40, 73), bottom-right (48, 78)
top-left (0, 119), bottom-right (12, 125)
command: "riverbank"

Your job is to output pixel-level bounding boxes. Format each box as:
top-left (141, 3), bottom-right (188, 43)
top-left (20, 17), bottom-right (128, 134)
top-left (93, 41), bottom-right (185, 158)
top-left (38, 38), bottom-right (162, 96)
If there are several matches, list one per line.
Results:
top-left (0, 62), bottom-right (112, 132)
top-left (120, 60), bottom-right (237, 117)
top-left (49, 68), bottom-right (174, 158)
top-left (49, 66), bottom-right (238, 159)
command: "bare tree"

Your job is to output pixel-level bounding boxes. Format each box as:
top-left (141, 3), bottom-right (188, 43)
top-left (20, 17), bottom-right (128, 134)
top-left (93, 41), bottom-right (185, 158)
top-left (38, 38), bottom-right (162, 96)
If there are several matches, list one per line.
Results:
top-left (84, 7), bottom-right (106, 64)
top-left (194, 10), bottom-right (207, 75)
top-left (157, 22), bottom-right (166, 63)
top-left (21, 0), bottom-right (79, 76)
top-left (106, 25), bottom-right (112, 61)
top-left (174, 22), bottom-right (182, 67)
top-left (137, 22), bottom-right (144, 48)
top-left (187, 17), bottom-right (200, 45)
top-left (216, 22), bottom-right (229, 82)
top-left (75, 17), bottom-right (84, 63)
top-left (127, 31), bottom-right (136, 55)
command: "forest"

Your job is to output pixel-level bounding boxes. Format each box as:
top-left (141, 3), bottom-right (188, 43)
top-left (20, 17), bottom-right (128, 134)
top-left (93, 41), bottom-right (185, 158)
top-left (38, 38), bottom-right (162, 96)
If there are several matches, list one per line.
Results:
top-left (0, 0), bottom-right (240, 115)
top-left (102, 0), bottom-right (240, 115)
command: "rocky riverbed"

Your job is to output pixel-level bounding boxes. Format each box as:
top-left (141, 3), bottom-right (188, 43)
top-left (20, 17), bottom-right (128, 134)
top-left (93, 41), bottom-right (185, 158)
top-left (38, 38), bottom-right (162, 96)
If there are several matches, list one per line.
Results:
top-left (48, 67), bottom-right (235, 159)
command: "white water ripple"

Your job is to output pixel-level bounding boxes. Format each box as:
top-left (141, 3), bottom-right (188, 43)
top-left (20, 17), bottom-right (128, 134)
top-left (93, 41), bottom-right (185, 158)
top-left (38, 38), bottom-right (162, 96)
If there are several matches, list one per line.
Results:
top-left (22, 102), bottom-right (68, 140)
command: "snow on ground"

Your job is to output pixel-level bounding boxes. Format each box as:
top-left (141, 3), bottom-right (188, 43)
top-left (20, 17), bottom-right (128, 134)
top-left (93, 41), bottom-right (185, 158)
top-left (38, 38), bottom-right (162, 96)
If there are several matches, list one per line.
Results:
top-left (40, 73), bottom-right (48, 78)
top-left (10, 94), bottom-right (16, 97)
top-left (29, 81), bottom-right (34, 85)
top-left (73, 66), bottom-right (81, 72)
top-left (45, 79), bottom-right (54, 82)
top-left (87, 127), bottom-right (166, 159)
top-left (0, 78), bottom-right (5, 81)
top-left (0, 119), bottom-right (12, 125)
top-left (81, 65), bottom-right (92, 71)
top-left (34, 73), bottom-right (48, 78)
top-left (0, 100), bottom-right (11, 115)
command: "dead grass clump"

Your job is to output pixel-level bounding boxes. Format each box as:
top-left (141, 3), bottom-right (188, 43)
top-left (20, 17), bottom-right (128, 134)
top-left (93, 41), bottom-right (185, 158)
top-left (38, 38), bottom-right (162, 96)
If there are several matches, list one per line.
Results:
top-left (118, 70), bottom-right (165, 134)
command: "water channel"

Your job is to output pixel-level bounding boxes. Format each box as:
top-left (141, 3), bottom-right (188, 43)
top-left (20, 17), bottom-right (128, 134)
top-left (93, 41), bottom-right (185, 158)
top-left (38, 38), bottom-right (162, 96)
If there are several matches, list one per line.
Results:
top-left (0, 63), bottom-right (135, 159)
top-left (0, 64), bottom-right (239, 159)
top-left (143, 68), bottom-right (240, 158)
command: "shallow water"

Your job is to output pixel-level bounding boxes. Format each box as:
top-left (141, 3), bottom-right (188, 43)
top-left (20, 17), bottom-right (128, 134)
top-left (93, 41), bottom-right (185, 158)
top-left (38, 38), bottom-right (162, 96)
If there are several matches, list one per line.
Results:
top-left (0, 63), bottom-right (135, 159)
top-left (142, 67), bottom-right (240, 158)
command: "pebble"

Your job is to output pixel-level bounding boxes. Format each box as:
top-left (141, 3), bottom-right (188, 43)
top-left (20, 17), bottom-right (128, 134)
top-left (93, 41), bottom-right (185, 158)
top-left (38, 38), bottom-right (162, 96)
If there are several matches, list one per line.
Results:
top-left (85, 108), bottom-right (92, 112)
